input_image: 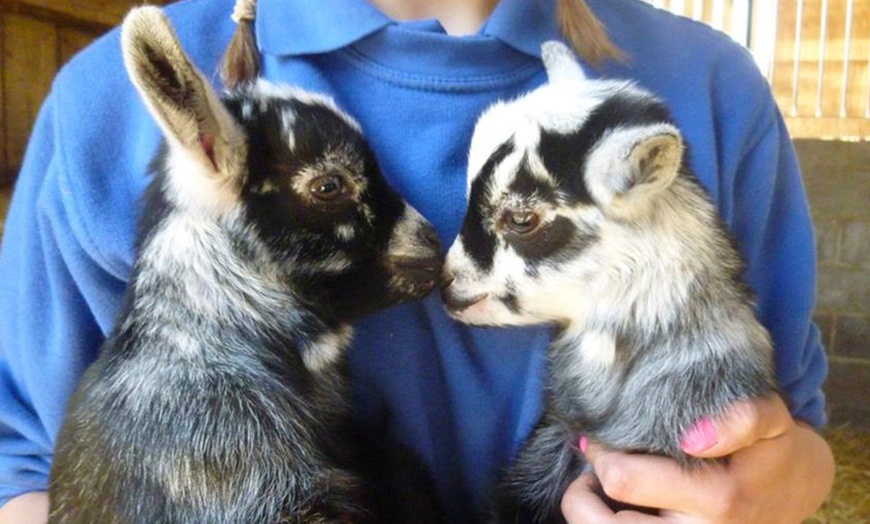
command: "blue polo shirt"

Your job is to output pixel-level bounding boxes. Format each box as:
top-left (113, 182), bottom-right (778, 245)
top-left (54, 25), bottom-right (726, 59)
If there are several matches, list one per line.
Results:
top-left (0, 0), bottom-right (826, 520)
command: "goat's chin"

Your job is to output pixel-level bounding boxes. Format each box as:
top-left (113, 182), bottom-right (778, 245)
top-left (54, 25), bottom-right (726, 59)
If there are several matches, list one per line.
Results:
top-left (444, 297), bottom-right (536, 328)
top-left (387, 275), bottom-right (439, 304)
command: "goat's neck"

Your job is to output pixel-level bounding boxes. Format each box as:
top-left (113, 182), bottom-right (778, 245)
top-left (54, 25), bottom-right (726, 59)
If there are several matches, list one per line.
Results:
top-left (127, 210), bottom-right (343, 364)
top-left (556, 181), bottom-right (738, 357)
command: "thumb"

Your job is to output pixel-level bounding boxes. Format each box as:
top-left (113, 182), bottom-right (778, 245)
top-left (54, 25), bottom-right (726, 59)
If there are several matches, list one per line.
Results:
top-left (681, 394), bottom-right (793, 458)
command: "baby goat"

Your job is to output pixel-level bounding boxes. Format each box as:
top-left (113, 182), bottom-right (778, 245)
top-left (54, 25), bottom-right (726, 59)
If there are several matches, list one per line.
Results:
top-left (48, 7), bottom-right (442, 523)
top-left (442, 42), bottom-right (777, 523)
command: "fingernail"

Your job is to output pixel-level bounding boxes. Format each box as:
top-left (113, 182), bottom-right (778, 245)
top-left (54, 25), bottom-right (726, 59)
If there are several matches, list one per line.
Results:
top-left (579, 435), bottom-right (588, 454)
top-left (680, 416), bottom-right (717, 453)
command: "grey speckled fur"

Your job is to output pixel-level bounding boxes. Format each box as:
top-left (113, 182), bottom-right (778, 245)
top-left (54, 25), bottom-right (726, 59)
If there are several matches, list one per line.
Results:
top-left (442, 42), bottom-right (777, 524)
top-left (48, 7), bottom-right (442, 523)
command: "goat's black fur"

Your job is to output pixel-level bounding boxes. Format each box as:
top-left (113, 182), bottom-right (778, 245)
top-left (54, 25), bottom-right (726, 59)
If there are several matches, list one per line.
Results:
top-left (48, 8), bottom-right (443, 523)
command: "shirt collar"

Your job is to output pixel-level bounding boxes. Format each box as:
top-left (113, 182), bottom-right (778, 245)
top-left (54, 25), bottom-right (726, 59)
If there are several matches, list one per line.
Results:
top-left (256, 0), bottom-right (392, 56)
top-left (481, 0), bottom-right (562, 57)
top-left (256, 0), bottom-right (562, 57)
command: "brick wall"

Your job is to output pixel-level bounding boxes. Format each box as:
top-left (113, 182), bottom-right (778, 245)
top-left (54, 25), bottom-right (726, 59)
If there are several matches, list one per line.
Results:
top-left (795, 139), bottom-right (870, 429)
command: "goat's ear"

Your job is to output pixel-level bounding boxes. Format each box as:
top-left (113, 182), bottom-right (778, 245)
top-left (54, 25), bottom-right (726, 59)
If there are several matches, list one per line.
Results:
top-left (585, 124), bottom-right (683, 207)
top-left (541, 41), bottom-right (587, 84)
top-left (121, 6), bottom-right (245, 180)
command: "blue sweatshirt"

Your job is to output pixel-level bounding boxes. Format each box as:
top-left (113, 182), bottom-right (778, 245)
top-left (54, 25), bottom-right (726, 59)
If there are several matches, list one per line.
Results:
top-left (0, 0), bottom-right (826, 520)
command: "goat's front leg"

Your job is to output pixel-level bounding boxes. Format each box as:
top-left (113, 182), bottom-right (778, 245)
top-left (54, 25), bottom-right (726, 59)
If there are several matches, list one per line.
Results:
top-left (278, 468), bottom-right (372, 524)
top-left (490, 415), bottom-right (583, 524)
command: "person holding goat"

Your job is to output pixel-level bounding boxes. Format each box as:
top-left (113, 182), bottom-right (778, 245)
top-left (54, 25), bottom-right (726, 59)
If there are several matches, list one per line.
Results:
top-left (0, 0), bottom-right (833, 522)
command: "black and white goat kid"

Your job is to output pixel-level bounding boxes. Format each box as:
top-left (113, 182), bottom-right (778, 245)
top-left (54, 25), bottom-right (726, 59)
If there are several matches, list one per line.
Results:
top-left (48, 7), bottom-right (442, 523)
top-left (441, 42), bottom-right (777, 523)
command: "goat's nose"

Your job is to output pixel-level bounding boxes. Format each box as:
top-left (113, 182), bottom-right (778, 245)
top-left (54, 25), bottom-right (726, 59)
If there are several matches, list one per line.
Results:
top-left (417, 225), bottom-right (442, 252)
top-left (440, 269), bottom-right (455, 290)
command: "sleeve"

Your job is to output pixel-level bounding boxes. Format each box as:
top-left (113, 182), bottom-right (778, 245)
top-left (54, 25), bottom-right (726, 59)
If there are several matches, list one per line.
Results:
top-left (712, 51), bottom-right (827, 428)
top-left (0, 88), bottom-right (127, 506)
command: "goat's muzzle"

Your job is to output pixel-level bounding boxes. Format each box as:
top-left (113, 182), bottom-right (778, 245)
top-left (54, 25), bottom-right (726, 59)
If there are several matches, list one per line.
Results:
top-left (386, 222), bottom-right (444, 300)
top-left (440, 284), bottom-right (488, 314)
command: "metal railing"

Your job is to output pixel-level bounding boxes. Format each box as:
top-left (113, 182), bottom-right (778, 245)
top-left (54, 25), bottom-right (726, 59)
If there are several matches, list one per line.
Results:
top-left (645, 0), bottom-right (870, 140)
top-left (645, 0), bottom-right (751, 45)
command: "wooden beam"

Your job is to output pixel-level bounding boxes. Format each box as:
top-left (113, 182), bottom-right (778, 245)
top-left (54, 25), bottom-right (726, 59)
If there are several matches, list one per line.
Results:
top-left (2, 13), bottom-right (58, 177)
top-left (785, 117), bottom-right (870, 140)
top-left (0, 15), bottom-right (6, 184)
top-left (4, 0), bottom-right (143, 29)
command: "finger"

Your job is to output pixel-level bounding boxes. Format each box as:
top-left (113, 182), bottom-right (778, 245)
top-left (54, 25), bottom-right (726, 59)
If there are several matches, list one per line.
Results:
top-left (584, 441), bottom-right (731, 515)
top-left (681, 394), bottom-right (793, 458)
top-left (562, 472), bottom-right (618, 522)
top-left (561, 472), bottom-right (664, 524)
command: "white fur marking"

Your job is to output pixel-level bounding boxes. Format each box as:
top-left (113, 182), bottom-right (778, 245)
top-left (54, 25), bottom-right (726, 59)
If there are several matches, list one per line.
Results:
top-left (301, 326), bottom-right (353, 372)
top-left (579, 330), bottom-right (616, 367)
top-left (335, 224), bottom-right (355, 241)
top-left (280, 108), bottom-right (297, 151)
top-left (253, 80), bottom-right (362, 133)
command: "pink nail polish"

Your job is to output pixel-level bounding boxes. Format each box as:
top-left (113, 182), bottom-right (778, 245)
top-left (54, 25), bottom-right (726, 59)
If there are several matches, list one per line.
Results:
top-left (579, 435), bottom-right (588, 454)
top-left (680, 417), bottom-right (717, 453)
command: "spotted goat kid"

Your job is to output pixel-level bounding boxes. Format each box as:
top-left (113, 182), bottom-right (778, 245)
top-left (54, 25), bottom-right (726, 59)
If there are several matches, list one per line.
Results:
top-left (48, 7), bottom-right (442, 524)
top-left (441, 41), bottom-right (778, 524)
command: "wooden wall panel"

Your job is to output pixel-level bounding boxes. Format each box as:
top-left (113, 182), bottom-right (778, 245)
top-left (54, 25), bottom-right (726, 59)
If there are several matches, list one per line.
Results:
top-left (769, 0), bottom-right (870, 137)
top-left (13, 0), bottom-right (146, 29)
top-left (0, 15), bottom-right (6, 182)
top-left (2, 13), bottom-right (58, 182)
top-left (0, 0), bottom-right (169, 185)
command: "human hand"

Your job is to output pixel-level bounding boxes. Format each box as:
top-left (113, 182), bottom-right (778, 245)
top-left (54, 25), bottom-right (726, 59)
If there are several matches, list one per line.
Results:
top-left (561, 395), bottom-right (835, 523)
top-left (0, 491), bottom-right (48, 524)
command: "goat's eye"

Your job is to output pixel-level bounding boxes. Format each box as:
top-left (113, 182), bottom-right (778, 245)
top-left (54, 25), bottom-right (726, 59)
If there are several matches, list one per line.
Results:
top-left (309, 174), bottom-right (344, 201)
top-left (504, 211), bottom-right (540, 235)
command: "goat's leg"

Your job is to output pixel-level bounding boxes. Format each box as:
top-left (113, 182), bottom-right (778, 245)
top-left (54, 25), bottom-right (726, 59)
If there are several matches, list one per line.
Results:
top-left (490, 417), bottom-right (582, 524)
